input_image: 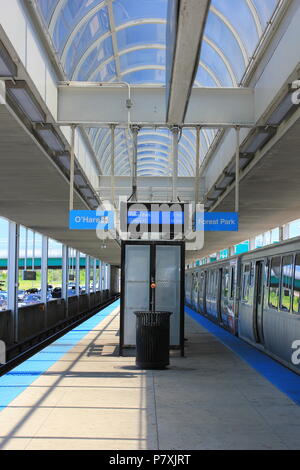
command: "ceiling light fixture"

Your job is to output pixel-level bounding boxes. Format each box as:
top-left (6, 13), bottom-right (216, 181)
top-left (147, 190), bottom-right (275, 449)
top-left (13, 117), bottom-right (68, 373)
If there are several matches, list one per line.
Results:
top-left (267, 91), bottom-right (297, 125)
top-left (0, 41), bottom-right (17, 77)
top-left (6, 80), bottom-right (45, 122)
top-left (240, 127), bottom-right (276, 154)
top-left (35, 124), bottom-right (65, 152)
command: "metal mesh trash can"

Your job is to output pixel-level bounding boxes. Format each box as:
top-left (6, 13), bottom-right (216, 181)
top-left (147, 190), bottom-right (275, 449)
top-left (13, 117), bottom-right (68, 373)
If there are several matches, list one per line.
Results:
top-left (134, 311), bottom-right (172, 369)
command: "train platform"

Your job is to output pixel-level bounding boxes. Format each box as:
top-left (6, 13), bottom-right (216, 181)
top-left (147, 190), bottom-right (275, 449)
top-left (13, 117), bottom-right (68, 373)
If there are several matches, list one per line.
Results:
top-left (1, 301), bottom-right (300, 450)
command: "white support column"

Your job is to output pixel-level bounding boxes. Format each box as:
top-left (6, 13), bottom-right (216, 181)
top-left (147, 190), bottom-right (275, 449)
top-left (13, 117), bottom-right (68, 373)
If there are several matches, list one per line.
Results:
top-left (86, 255), bottom-right (90, 295)
top-left (249, 238), bottom-right (256, 251)
top-left (98, 261), bottom-right (101, 291)
top-left (62, 245), bottom-right (68, 316)
top-left (24, 228), bottom-right (28, 271)
top-left (101, 261), bottom-right (105, 291)
top-left (99, 260), bottom-right (103, 291)
top-left (107, 264), bottom-right (111, 295)
top-left (41, 235), bottom-right (48, 329)
top-left (93, 258), bottom-right (97, 293)
top-left (8, 222), bottom-right (19, 343)
top-left (235, 126), bottom-right (240, 213)
top-left (104, 263), bottom-right (107, 290)
top-left (195, 127), bottom-right (201, 205)
top-left (171, 126), bottom-right (180, 202)
top-left (282, 224), bottom-right (290, 240)
top-left (75, 250), bottom-right (80, 296)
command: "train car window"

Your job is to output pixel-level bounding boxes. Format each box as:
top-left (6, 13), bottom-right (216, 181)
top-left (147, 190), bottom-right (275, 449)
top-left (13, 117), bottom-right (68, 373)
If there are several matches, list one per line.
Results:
top-left (208, 270), bottom-right (216, 300)
top-left (269, 257), bottom-right (281, 309)
top-left (230, 267), bottom-right (235, 299)
top-left (207, 271), bottom-right (211, 296)
top-left (293, 254), bottom-right (300, 313)
top-left (242, 264), bottom-right (251, 302)
top-left (222, 268), bottom-right (229, 298)
top-left (280, 256), bottom-right (293, 312)
top-left (215, 270), bottom-right (218, 298)
top-left (199, 272), bottom-right (205, 298)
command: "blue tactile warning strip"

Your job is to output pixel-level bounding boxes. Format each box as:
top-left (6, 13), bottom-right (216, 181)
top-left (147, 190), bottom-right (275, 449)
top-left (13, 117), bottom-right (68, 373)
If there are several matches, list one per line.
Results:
top-left (0, 300), bottom-right (119, 411)
top-left (186, 306), bottom-right (300, 406)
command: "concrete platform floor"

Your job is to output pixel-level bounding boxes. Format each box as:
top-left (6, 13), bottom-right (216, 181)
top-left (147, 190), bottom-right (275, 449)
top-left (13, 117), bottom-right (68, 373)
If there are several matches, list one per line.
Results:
top-left (1, 306), bottom-right (300, 450)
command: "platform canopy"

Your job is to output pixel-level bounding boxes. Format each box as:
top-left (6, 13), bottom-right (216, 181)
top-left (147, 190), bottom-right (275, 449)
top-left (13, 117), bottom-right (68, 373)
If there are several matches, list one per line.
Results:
top-left (36, 0), bottom-right (279, 178)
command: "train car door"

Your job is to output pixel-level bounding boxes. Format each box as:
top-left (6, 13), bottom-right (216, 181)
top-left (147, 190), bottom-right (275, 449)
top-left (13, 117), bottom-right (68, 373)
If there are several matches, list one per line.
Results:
top-left (198, 271), bottom-right (205, 314)
top-left (201, 271), bottom-right (207, 315)
top-left (192, 272), bottom-right (199, 311)
top-left (253, 260), bottom-right (265, 344)
top-left (217, 268), bottom-right (222, 323)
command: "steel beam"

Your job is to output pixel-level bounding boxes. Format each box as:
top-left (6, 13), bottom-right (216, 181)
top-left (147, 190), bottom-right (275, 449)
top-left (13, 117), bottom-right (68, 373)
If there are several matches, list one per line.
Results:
top-left (166, 0), bottom-right (211, 124)
top-left (57, 84), bottom-right (255, 127)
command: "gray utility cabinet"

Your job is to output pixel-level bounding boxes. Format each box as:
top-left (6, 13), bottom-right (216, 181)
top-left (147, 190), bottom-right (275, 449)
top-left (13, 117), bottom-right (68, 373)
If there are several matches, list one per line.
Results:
top-left (120, 241), bottom-right (185, 355)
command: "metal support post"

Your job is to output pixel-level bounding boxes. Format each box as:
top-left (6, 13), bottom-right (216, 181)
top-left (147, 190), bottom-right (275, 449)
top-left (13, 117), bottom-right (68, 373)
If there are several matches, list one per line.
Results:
top-left (102, 261), bottom-right (105, 290)
top-left (86, 255), bottom-right (90, 295)
top-left (171, 126), bottom-right (180, 202)
top-left (76, 250), bottom-right (80, 296)
top-left (25, 228), bottom-right (28, 270)
top-left (111, 124), bottom-right (116, 207)
top-left (99, 260), bottom-right (103, 291)
top-left (195, 126), bottom-right (201, 205)
top-left (93, 258), bottom-right (97, 293)
top-left (107, 264), bottom-right (111, 295)
top-left (69, 124), bottom-right (76, 211)
top-left (279, 226), bottom-right (284, 242)
top-left (249, 238), bottom-right (256, 251)
top-left (62, 245), bottom-right (68, 316)
top-left (131, 125), bottom-right (140, 201)
top-left (282, 224), bottom-right (290, 240)
top-left (41, 235), bottom-right (48, 328)
top-left (8, 222), bottom-right (19, 343)
top-left (235, 126), bottom-right (240, 213)
top-left (104, 263), bottom-right (107, 290)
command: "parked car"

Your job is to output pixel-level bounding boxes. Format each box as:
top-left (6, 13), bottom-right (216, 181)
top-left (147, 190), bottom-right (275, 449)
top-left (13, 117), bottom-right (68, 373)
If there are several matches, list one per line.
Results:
top-left (0, 292), bottom-right (8, 310)
top-left (21, 293), bottom-right (42, 305)
top-left (52, 287), bottom-right (62, 298)
top-left (18, 289), bottom-right (26, 301)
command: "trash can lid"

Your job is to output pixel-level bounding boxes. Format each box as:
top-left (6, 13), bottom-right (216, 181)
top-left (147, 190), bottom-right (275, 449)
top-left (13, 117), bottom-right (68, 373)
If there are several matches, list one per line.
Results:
top-left (134, 310), bottom-right (172, 316)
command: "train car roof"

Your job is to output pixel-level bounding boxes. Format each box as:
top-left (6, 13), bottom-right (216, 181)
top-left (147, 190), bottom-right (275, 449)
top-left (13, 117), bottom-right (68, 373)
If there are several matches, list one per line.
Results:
top-left (186, 235), bottom-right (300, 271)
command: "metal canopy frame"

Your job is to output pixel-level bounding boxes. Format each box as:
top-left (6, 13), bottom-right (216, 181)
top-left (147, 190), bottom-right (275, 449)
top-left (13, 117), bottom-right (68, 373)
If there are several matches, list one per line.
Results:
top-left (35, 0), bottom-right (280, 179)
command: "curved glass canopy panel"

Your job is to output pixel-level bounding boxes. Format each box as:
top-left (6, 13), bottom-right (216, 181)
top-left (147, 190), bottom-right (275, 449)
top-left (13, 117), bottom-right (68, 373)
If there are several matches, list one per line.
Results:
top-left (37, 0), bottom-right (279, 177)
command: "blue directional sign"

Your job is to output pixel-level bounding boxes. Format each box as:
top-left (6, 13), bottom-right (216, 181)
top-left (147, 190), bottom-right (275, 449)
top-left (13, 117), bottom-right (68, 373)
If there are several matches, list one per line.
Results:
top-left (127, 210), bottom-right (184, 225)
top-left (69, 210), bottom-right (114, 230)
top-left (196, 212), bottom-right (239, 231)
